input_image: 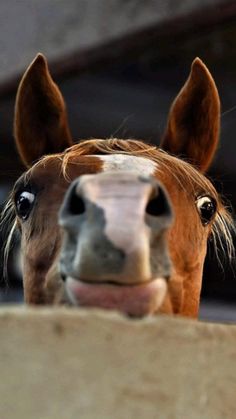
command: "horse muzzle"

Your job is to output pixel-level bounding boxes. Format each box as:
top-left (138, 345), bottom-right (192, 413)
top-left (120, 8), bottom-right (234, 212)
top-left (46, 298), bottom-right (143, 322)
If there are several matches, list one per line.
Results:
top-left (59, 171), bottom-right (173, 316)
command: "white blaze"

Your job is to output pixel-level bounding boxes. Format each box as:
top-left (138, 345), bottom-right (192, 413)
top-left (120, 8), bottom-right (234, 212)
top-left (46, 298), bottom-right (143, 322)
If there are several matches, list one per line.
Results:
top-left (98, 154), bottom-right (157, 176)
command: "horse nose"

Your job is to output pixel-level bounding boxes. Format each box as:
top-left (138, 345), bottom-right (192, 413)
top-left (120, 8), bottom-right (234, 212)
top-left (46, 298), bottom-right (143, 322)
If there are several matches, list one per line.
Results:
top-left (59, 172), bottom-right (173, 285)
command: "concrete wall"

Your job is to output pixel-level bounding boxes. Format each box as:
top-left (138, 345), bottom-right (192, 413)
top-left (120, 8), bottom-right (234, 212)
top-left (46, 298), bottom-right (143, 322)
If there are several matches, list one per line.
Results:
top-left (0, 307), bottom-right (235, 419)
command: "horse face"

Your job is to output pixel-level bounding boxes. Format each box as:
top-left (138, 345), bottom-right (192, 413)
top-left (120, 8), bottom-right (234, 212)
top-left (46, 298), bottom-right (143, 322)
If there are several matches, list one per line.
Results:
top-left (59, 164), bottom-right (174, 316)
top-left (8, 54), bottom-right (231, 318)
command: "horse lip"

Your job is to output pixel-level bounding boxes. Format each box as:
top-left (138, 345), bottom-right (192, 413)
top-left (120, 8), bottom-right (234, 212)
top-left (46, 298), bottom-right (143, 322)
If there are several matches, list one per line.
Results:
top-left (64, 276), bottom-right (168, 317)
top-left (65, 276), bottom-right (169, 286)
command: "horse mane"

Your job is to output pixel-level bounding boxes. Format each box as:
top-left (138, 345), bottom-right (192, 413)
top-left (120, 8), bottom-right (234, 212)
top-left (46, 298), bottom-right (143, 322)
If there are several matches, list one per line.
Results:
top-left (1, 138), bottom-right (235, 278)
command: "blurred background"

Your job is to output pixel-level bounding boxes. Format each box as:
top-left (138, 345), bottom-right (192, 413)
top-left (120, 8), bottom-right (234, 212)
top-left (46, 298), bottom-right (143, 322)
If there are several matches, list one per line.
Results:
top-left (1, 0), bottom-right (236, 322)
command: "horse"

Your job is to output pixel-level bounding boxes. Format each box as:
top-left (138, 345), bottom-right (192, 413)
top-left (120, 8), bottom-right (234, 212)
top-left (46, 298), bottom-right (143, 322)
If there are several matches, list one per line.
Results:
top-left (2, 53), bottom-right (234, 318)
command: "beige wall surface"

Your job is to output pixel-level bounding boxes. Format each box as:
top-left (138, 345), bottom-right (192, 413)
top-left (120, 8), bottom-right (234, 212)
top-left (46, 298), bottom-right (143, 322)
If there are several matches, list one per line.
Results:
top-left (0, 307), bottom-right (235, 419)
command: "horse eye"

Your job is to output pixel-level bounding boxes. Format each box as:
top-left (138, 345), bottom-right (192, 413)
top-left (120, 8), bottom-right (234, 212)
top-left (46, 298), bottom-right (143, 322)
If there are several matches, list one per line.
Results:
top-left (196, 196), bottom-right (217, 226)
top-left (15, 191), bottom-right (35, 220)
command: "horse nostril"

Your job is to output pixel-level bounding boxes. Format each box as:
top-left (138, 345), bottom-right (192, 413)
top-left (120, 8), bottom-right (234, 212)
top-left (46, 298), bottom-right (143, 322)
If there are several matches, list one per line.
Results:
top-left (146, 186), bottom-right (170, 217)
top-left (68, 186), bottom-right (86, 215)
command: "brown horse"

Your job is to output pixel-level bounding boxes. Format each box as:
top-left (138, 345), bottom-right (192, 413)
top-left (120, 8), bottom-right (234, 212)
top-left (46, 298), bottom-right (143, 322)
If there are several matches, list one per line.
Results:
top-left (3, 54), bottom-right (234, 318)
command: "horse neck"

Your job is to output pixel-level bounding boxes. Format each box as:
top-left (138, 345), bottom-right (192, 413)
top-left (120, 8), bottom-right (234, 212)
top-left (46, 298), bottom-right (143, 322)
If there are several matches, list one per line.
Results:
top-left (158, 263), bottom-right (204, 318)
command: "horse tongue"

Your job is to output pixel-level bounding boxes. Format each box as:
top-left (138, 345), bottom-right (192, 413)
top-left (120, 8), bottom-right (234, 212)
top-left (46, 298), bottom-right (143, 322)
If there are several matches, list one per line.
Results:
top-left (66, 277), bottom-right (167, 317)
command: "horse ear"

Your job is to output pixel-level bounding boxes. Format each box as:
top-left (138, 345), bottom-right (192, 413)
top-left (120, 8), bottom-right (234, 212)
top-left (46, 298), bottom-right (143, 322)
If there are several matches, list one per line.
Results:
top-left (160, 58), bottom-right (220, 172)
top-left (14, 53), bottom-right (73, 167)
